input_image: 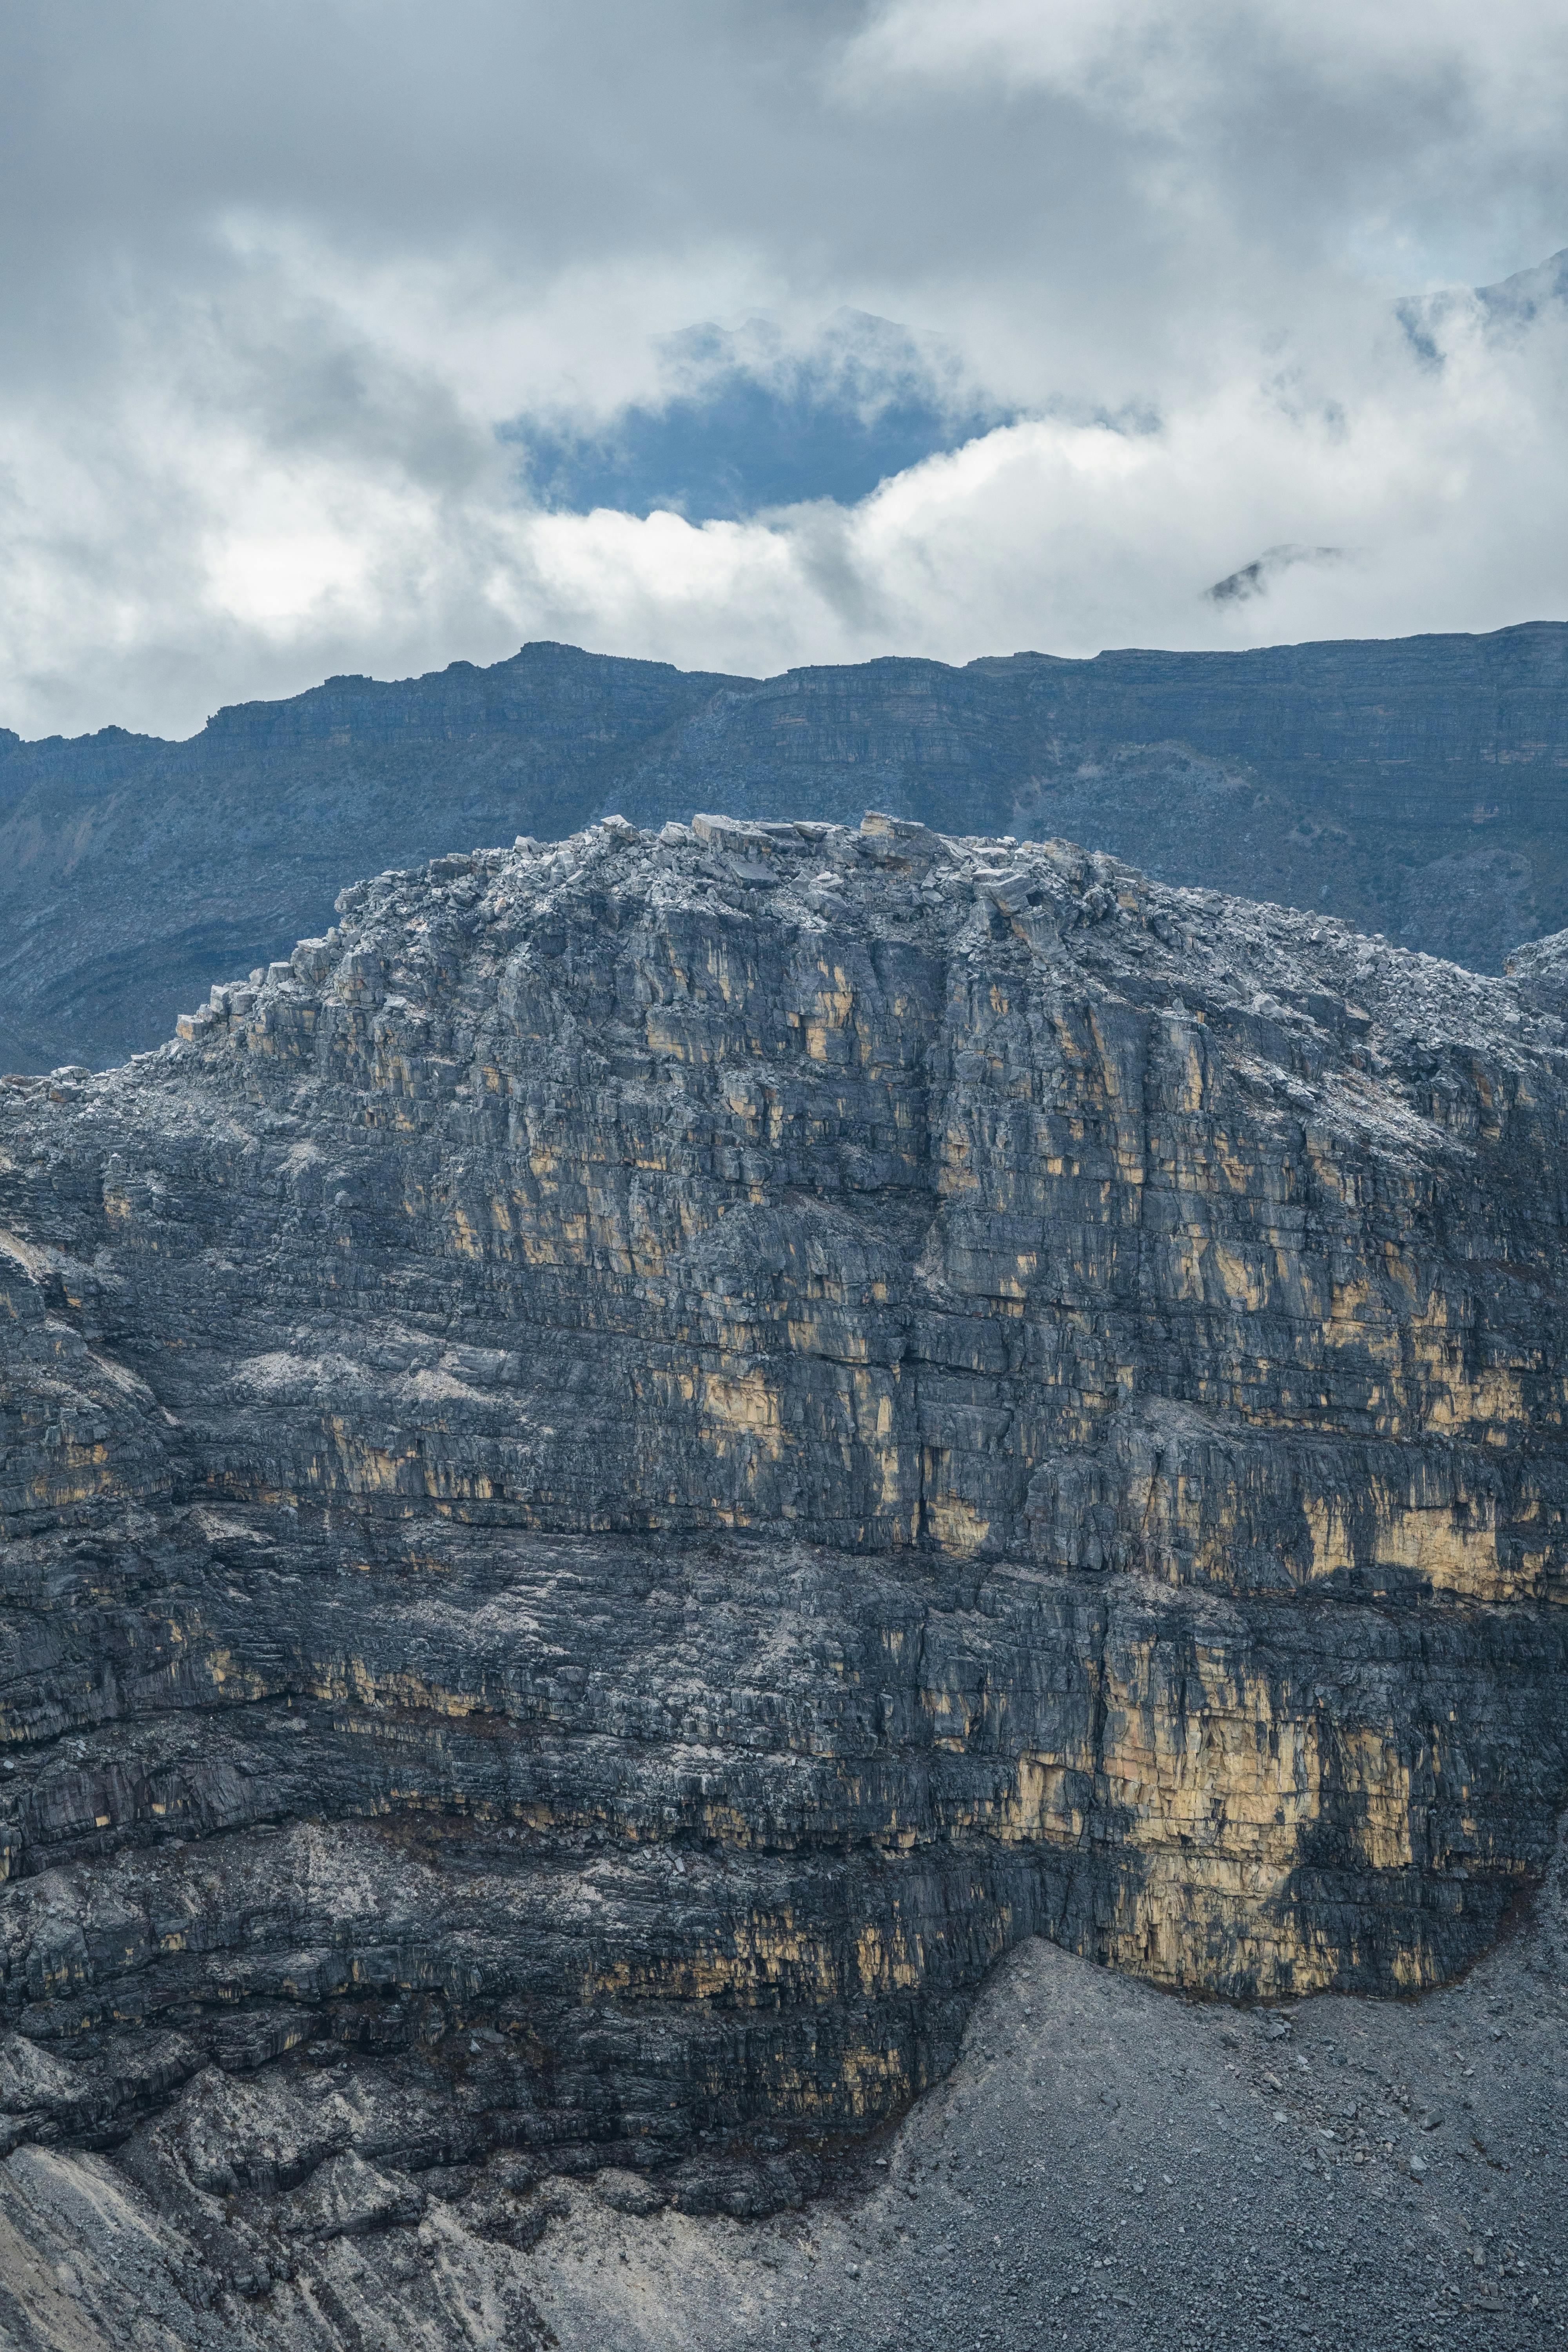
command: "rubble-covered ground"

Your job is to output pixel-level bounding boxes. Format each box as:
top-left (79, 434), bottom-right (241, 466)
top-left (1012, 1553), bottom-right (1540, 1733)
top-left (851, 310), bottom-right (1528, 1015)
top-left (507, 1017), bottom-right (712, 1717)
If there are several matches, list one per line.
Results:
top-left (2, 1822), bottom-right (1563, 2352)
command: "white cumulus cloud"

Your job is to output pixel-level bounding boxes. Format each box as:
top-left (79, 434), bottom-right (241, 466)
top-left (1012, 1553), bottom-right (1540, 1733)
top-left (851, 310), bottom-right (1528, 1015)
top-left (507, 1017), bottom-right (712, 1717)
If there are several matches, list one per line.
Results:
top-left (0, 0), bottom-right (1564, 739)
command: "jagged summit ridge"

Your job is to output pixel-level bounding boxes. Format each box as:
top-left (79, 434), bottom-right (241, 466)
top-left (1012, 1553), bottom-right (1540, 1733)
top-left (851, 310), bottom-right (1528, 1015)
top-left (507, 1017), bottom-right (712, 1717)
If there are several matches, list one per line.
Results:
top-left (166, 800), bottom-right (1564, 1080)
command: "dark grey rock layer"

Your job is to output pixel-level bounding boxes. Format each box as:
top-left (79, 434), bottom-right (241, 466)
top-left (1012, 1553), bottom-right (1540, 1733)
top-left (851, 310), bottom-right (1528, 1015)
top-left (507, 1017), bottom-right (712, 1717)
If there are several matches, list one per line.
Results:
top-left (1, 810), bottom-right (1566, 2316)
top-left (4, 618), bottom-right (1568, 1070)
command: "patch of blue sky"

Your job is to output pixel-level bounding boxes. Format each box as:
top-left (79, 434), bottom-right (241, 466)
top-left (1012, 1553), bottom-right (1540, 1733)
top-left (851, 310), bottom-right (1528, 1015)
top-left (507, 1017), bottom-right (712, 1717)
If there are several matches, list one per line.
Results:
top-left (501, 312), bottom-right (1011, 521)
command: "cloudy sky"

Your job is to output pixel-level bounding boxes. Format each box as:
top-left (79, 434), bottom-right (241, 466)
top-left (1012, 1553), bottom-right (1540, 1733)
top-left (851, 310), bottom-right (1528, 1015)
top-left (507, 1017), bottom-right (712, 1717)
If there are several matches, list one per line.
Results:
top-left (3, 0), bottom-right (1567, 740)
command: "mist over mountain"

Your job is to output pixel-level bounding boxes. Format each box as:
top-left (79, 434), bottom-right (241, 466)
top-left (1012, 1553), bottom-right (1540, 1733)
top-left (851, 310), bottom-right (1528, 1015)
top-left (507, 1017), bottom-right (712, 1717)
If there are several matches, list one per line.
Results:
top-left (1476, 241), bottom-right (1568, 326)
top-left (7, 7), bottom-right (1568, 753)
top-left (507, 251), bottom-right (1568, 537)
top-left (3, 618), bottom-right (1566, 1074)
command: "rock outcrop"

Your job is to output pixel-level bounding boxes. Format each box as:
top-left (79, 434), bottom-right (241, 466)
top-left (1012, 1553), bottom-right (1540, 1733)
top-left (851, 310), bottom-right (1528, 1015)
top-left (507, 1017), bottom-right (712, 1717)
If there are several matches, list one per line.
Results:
top-left (2, 811), bottom-right (1566, 2285)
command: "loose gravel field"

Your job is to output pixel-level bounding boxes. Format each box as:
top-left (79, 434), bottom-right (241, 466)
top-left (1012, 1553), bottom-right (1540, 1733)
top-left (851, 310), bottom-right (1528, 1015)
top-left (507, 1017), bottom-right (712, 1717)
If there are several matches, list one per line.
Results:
top-left (523, 1828), bottom-right (1568, 2352)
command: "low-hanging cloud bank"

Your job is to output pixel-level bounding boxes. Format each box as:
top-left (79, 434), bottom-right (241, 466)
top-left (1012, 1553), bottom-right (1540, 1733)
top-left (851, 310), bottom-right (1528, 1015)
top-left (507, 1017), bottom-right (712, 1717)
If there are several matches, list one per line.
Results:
top-left (522, 301), bottom-right (1568, 670)
top-left (0, 0), bottom-right (1565, 740)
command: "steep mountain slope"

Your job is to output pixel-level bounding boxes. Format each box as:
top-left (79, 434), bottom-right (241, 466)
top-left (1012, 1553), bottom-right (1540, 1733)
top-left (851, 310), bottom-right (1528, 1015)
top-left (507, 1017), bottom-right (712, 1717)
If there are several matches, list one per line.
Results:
top-left (3, 619), bottom-right (1567, 1071)
top-left (2, 811), bottom-right (1566, 2333)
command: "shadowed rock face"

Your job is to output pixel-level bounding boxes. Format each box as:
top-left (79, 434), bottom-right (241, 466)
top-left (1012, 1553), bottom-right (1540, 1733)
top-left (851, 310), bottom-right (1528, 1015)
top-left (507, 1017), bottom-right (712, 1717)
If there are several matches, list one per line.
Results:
top-left (1, 811), bottom-right (1566, 2267)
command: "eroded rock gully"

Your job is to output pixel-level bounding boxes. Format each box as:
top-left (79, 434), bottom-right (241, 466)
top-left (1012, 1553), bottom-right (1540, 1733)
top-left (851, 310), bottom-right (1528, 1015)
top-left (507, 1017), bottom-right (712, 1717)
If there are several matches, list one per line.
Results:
top-left (1, 809), bottom-right (1566, 2304)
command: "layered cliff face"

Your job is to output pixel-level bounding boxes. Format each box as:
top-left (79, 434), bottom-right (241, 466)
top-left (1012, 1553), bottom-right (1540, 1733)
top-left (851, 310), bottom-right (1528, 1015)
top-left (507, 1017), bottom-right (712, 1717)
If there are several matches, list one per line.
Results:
top-left (2, 811), bottom-right (1566, 2272)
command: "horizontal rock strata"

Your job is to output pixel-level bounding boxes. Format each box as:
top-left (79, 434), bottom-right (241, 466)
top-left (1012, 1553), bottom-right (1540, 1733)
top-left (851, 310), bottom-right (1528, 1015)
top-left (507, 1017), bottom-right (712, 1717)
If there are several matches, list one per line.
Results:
top-left (2, 808), bottom-right (1566, 2243)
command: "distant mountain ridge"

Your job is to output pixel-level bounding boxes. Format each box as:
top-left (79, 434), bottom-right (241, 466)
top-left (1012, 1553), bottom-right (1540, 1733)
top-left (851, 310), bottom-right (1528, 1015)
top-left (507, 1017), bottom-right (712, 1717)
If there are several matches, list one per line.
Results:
top-left (2, 619), bottom-right (1567, 1071)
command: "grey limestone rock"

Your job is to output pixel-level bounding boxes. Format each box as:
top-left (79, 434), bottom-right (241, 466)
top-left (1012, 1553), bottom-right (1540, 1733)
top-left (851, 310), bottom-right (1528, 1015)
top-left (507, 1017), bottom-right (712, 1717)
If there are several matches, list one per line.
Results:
top-left (0, 809), bottom-right (1565, 2291)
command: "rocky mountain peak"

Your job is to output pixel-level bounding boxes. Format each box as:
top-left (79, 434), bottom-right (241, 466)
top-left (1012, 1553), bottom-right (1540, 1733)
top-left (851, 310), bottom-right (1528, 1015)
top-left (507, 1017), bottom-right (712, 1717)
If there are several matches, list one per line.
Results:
top-left (1, 812), bottom-right (1565, 2316)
